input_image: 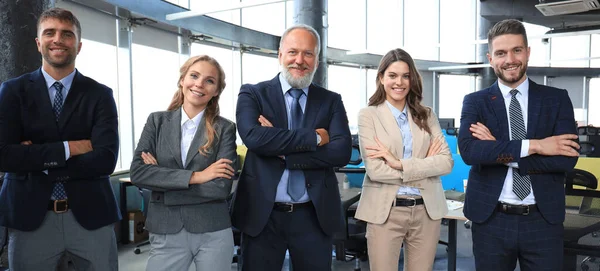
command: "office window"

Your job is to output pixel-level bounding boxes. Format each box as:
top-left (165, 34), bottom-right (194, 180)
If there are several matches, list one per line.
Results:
top-left (439, 0), bottom-right (476, 63)
top-left (591, 34), bottom-right (600, 68)
top-left (366, 0), bottom-right (402, 54)
top-left (523, 22), bottom-right (551, 67)
top-left (190, 43), bottom-right (237, 123)
top-left (328, 65), bottom-right (363, 134)
top-left (190, 0), bottom-right (240, 25)
top-left (242, 53), bottom-right (279, 85)
top-left (589, 78), bottom-right (600, 126)
top-left (164, 0), bottom-right (189, 9)
top-left (328, 0), bottom-right (366, 51)
top-left (550, 35), bottom-right (590, 68)
top-left (241, 2), bottom-right (286, 36)
top-left (366, 69), bottom-right (378, 103)
top-left (438, 74), bottom-right (473, 126)
top-left (403, 0), bottom-right (439, 61)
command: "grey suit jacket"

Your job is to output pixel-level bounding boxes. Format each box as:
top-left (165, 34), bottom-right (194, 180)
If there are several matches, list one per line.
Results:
top-left (130, 108), bottom-right (237, 234)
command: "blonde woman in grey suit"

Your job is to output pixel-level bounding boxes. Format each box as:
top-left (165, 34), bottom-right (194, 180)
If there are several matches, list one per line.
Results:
top-left (130, 55), bottom-right (237, 271)
top-left (355, 49), bottom-right (453, 271)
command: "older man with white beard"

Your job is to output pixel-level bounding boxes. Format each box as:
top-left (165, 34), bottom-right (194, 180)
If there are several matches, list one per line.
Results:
top-left (231, 24), bottom-right (352, 271)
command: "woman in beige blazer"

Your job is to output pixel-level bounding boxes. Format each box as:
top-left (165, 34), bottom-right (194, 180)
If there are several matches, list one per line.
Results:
top-left (355, 48), bottom-right (454, 271)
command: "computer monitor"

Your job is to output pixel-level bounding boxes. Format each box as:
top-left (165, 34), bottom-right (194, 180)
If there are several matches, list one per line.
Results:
top-left (438, 118), bottom-right (455, 130)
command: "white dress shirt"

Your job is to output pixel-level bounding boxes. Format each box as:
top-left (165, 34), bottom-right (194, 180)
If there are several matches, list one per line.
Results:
top-left (497, 78), bottom-right (535, 205)
top-left (181, 108), bottom-right (204, 167)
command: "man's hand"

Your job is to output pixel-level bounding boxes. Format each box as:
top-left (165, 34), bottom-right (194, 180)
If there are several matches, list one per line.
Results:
top-left (20, 140), bottom-right (32, 145)
top-left (190, 158), bottom-right (235, 184)
top-left (426, 137), bottom-right (443, 157)
top-left (470, 122), bottom-right (496, 141)
top-left (141, 152), bottom-right (158, 165)
top-left (365, 137), bottom-right (402, 170)
top-left (258, 115), bottom-right (273, 127)
top-left (529, 134), bottom-right (579, 157)
top-left (316, 128), bottom-right (329, 146)
top-left (68, 140), bottom-right (93, 157)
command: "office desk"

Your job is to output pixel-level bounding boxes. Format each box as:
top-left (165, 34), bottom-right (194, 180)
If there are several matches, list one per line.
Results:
top-left (119, 177), bottom-right (132, 244)
top-left (443, 208), bottom-right (467, 271)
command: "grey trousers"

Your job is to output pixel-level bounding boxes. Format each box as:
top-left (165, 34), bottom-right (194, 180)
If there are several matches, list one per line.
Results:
top-left (147, 227), bottom-right (234, 271)
top-left (8, 210), bottom-right (118, 271)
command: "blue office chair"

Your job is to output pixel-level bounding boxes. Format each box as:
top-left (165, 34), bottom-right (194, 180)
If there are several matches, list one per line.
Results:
top-left (133, 188), bottom-right (151, 254)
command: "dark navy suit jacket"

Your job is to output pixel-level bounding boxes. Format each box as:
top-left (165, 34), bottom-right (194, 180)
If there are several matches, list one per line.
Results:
top-left (0, 68), bottom-right (121, 231)
top-left (231, 75), bottom-right (352, 237)
top-left (458, 79), bottom-right (578, 225)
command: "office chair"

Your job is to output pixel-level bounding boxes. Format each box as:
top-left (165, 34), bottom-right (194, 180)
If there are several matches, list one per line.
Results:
top-left (578, 126), bottom-right (599, 136)
top-left (333, 191), bottom-right (367, 271)
top-left (133, 188), bottom-right (151, 254)
top-left (579, 141), bottom-right (595, 156)
top-left (563, 169), bottom-right (600, 271)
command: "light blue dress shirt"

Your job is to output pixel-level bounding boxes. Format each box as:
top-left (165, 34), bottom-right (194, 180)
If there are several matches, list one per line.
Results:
top-left (385, 101), bottom-right (421, 196)
top-left (275, 73), bottom-right (311, 203)
top-left (41, 68), bottom-right (76, 161)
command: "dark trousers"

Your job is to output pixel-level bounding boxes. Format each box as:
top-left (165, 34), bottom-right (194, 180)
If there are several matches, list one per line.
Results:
top-left (472, 210), bottom-right (563, 271)
top-left (241, 203), bottom-right (332, 271)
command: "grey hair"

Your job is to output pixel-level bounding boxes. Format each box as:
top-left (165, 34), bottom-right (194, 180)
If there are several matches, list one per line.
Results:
top-left (279, 24), bottom-right (321, 56)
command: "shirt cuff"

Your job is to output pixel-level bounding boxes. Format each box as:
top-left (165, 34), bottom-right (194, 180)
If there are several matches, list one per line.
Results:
top-left (63, 141), bottom-right (70, 161)
top-left (316, 132), bottom-right (321, 146)
top-left (520, 140), bottom-right (530, 158)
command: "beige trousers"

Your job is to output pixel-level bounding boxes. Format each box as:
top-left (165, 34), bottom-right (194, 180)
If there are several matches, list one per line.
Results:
top-left (366, 198), bottom-right (441, 271)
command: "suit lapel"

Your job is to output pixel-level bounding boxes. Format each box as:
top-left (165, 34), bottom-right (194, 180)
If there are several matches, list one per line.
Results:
top-left (28, 69), bottom-right (58, 128)
top-left (376, 104), bottom-right (404, 158)
top-left (185, 115), bottom-right (207, 168)
top-left (57, 71), bottom-right (85, 130)
top-left (527, 79), bottom-right (542, 139)
top-left (166, 109), bottom-right (184, 169)
top-left (268, 76), bottom-right (289, 129)
top-left (303, 84), bottom-right (323, 128)
top-left (488, 83), bottom-right (510, 140)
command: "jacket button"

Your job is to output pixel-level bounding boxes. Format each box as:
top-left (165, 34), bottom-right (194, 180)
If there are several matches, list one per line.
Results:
top-left (306, 183), bottom-right (312, 188)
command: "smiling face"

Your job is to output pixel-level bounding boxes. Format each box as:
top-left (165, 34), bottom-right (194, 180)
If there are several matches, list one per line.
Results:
top-left (380, 60), bottom-right (411, 110)
top-left (487, 34), bottom-right (530, 89)
top-left (36, 18), bottom-right (81, 72)
top-left (278, 28), bottom-right (319, 89)
top-left (179, 61), bottom-right (220, 116)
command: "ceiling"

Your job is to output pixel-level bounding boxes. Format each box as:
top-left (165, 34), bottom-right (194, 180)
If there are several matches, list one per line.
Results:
top-left (480, 0), bottom-right (600, 31)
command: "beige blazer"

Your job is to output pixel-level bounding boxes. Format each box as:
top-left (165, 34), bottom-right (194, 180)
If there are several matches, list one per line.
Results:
top-left (355, 104), bottom-right (453, 223)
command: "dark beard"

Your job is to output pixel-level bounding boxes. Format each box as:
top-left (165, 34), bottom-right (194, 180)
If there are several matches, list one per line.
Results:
top-left (494, 64), bottom-right (527, 85)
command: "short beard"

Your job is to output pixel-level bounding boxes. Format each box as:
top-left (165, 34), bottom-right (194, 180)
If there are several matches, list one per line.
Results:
top-left (42, 51), bottom-right (76, 69)
top-left (494, 63), bottom-right (528, 85)
top-left (281, 65), bottom-right (316, 89)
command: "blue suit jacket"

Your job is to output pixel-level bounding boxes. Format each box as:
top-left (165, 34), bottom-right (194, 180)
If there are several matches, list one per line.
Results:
top-left (0, 69), bottom-right (121, 231)
top-left (458, 79), bottom-right (578, 225)
top-left (231, 75), bottom-right (352, 237)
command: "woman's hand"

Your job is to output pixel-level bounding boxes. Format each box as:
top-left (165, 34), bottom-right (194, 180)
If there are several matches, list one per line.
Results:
top-left (364, 137), bottom-right (403, 170)
top-left (141, 152), bottom-right (158, 165)
top-left (190, 158), bottom-right (235, 184)
top-left (426, 137), bottom-right (443, 157)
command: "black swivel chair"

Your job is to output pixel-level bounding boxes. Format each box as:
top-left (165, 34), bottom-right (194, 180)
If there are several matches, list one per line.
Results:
top-left (333, 189), bottom-right (367, 271)
top-left (563, 168), bottom-right (600, 271)
top-left (133, 188), bottom-right (151, 254)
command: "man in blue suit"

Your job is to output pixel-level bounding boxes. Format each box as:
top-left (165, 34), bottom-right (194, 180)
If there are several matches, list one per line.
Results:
top-left (0, 8), bottom-right (120, 270)
top-left (232, 24), bottom-right (352, 271)
top-left (458, 19), bottom-right (580, 271)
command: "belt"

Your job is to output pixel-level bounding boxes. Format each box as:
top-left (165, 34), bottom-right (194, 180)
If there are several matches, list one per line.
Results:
top-left (394, 197), bottom-right (424, 207)
top-left (496, 202), bottom-right (538, 216)
top-left (48, 199), bottom-right (69, 213)
top-left (273, 202), bottom-right (312, 213)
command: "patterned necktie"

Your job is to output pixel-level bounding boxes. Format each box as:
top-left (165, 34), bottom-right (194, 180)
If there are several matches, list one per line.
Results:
top-left (287, 88), bottom-right (306, 201)
top-left (509, 89), bottom-right (531, 200)
top-left (51, 81), bottom-right (67, 199)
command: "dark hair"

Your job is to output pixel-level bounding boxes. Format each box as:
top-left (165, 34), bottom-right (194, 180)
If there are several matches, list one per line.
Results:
top-left (368, 48), bottom-right (432, 135)
top-left (168, 55), bottom-right (227, 156)
top-left (487, 19), bottom-right (528, 50)
top-left (37, 8), bottom-right (82, 40)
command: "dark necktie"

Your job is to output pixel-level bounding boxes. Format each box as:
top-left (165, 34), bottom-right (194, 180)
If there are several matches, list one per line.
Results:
top-left (287, 88), bottom-right (306, 201)
top-left (52, 81), bottom-right (67, 199)
top-left (509, 89), bottom-right (531, 200)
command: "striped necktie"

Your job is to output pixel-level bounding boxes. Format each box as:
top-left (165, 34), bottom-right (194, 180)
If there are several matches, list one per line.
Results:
top-left (509, 89), bottom-right (531, 200)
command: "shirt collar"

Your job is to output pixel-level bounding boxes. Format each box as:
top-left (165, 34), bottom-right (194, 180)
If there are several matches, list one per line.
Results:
top-left (498, 76), bottom-right (529, 99)
top-left (41, 68), bottom-right (77, 91)
top-left (385, 100), bottom-right (407, 120)
top-left (181, 107), bottom-right (204, 128)
top-left (278, 73), bottom-right (309, 97)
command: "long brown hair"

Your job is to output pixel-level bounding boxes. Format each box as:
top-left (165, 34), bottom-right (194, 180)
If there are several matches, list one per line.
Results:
top-left (368, 48), bottom-right (431, 135)
top-left (168, 55), bottom-right (227, 156)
